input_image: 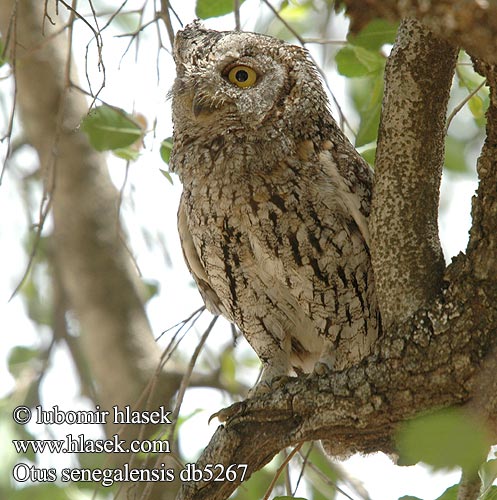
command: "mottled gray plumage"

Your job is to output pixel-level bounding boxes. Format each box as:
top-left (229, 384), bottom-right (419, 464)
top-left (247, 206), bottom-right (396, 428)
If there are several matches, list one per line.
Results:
top-left (170, 21), bottom-right (380, 391)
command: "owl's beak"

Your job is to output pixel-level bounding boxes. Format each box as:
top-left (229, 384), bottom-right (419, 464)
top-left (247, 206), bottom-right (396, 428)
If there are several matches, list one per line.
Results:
top-left (192, 96), bottom-right (204, 117)
top-left (191, 94), bottom-right (215, 117)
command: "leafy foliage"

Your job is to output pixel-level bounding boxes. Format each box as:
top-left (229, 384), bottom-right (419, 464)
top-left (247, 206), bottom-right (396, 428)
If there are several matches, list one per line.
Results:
top-left (0, 38), bottom-right (6, 66)
top-left (435, 484), bottom-right (459, 500)
top-left (81, 105), bottom-right (144, 153)
top-left (160, 137), bottom-right (174, 183)
top-left (480, 460), bottom-right (497, 499)
top-left (396, 408), bottom-right (491, 473)
top-left (196, 0), bottom-right (246, 19)
top-left (335, 19), bottom-right (397, 148)
top-left (274, 497), bottom-right (308, 500)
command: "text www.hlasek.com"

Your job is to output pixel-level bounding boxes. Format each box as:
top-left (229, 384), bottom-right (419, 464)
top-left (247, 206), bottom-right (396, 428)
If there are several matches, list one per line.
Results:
top-left (12, 434), bottom-right (171, 454)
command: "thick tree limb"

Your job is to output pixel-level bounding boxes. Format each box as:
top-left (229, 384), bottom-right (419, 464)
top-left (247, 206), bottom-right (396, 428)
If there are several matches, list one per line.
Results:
top-left (466, 60), bottom-right (497, 281)
top-left (337, 0), bottom-right (497, 66)
top-left (370, 19), bottom-right (457, 325)
top-left (462, 61), bottom-right (497, 430)
top-left (0, 0), bottom-right (180, 478)
top-left (176, 266), bottom-right (496, 499)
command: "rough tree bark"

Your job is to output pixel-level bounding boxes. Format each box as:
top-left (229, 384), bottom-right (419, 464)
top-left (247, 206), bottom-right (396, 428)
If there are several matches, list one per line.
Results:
top-left (371, 18), bottom-right (457, 326)
top-left (175, 16), bottom-right (497, 500)
top-left (0, 1), bottom-right (181, 498)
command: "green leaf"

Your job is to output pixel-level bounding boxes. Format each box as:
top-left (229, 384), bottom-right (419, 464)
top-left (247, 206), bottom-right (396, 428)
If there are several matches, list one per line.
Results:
top-left (396, 408), bottom-right (491, 473)
top-left (8, 347), bottom-right (39, 377)
top-left (336, 47), bottom-right (369, 77)
top-left (457, 64), bottom-right (486, 93)
top-left (142, 279), bottom-right (160, 302)
top-left (274, 497), bottom-right (308, 500)
top-left (336, 46), bottom-right (384, 77)
top-left (160, 138), bottom-right (174, 183)
top-left (196, 0), bottom-right (245, 19)
top-left (480, 486), bottom-right (497, 500)
top-left (300, 444), bottom-right (340, 499)
top-left (81, 105), bottom-right (143, 152)
top-left (360, 147), bottom-right (376, 166)
top-left (355, 100), bottom-right (381, 146)
top-left (113, 146), bottom-right (140, 161)
top-left (399, 496), bottom-right (424, 500)
top-left (480, 460), bottom-right (497, 498)
top-left (160, 169), bottom-right (173, 184)
top-left (220, 349), bottom-right (237, 389)
top-left (20, 270), bottom-right (53, 327)
top-left (435, 484), bottom-right (459, 500)
top-left (355, 73), bottom-right (383, 147)
top-left (349, 18), bottom-right (398, 50)
top-left (352, 45), bottom-right (386, 73)
top-left (160, 137), bottom-right (173, 164)
top-left (0, 38), bottom-right (6, 67)
top-left (279, 1), bottom-right (313, 23)
top-left (444, 135), bottom-right (470, 173)
top-left (468, 94), bottom-right (484, 120)
top-left (456, 64), bottom-right (489, 128)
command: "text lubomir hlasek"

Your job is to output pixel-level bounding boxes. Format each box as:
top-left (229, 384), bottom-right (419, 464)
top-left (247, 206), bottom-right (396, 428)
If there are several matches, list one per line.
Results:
top-left (34, 405), bottom-right (173, 425)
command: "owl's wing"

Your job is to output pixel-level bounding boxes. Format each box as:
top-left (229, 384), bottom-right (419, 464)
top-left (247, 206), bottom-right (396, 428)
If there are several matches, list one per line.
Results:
top-left (177, 194), bottom-right (225, 316)
top-left (242, 150), bottom-right (377, 366)
top-left (317, 149), bottom-right (371, 248)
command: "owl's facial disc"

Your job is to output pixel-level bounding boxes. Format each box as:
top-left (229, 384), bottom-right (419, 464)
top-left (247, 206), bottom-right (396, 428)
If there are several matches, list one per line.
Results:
top-left (172, 24), bottom-right (292, 128)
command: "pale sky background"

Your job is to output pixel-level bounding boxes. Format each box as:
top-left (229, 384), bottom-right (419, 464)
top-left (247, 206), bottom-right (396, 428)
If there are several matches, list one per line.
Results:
top-left (0, 0), bottom-right (485, 498)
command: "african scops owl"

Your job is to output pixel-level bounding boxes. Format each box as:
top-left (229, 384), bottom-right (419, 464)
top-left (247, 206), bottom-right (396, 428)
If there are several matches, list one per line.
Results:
top-left (170, 21), bottom-right (380, 392)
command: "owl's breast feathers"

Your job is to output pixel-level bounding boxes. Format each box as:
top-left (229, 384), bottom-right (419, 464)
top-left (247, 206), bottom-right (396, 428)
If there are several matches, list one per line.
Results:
top-left (177, 136), bottom-right (379, 374)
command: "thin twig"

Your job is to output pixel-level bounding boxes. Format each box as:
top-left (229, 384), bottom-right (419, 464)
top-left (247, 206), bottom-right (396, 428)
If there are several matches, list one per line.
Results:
top-left (100, 0), bottom-right (130, 31)
top-left (262, 443), bottom-right (304, 500)
top-left (9, 197), bottom-right (53, 301)
top-left (158, 308), bottom-right (207, 367)
top-left (234, 0), bottom-right (241, 30)
top-left (293, 442), bottom-right (314, 495)
top-left (445, 78), bottom-right (487, 135)
top-left (159, 0), bottom-right (175, 49)
top-left (140, 316), bottom-right (218, 500)
top-left (303, 37), bottom-right (347, 44)
top-left (0, 1), bottom-right (17, 185)
top-left (297, 450), bottom-right (358, 500)
top-left (170, 315), bottom-right (218, 425)
top-left (58, 0), bottom-right (103, 57)
top-left (261, 0), bottom-right (304, 44)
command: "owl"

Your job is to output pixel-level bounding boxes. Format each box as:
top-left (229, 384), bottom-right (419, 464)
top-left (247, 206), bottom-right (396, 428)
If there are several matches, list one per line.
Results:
top-left (170, 21), bottom-right (381, 393)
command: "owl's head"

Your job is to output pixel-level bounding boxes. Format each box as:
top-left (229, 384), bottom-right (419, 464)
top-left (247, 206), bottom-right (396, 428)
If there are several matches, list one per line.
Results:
top-left (171, 21), bottom-right (329, 134)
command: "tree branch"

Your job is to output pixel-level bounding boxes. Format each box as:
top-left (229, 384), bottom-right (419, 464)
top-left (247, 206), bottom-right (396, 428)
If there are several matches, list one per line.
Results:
top-left (466, 60), bottom-right (497, 281)
top-left (461, 60), bottom-right (497, 433)
top-left (337, 0), bottom-right (497, 65)
top-left (176, 261), bottom-right (496, 499)
top-left (370, 19), bottom-right (457, 325)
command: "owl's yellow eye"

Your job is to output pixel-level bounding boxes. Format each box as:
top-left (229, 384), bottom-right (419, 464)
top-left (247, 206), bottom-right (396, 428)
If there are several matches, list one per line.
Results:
top-left (228, 65), bottom-right (257, 88)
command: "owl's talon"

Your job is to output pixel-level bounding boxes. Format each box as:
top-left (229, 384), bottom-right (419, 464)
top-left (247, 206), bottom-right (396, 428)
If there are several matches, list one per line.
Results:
top-left (248, 375), bottom-right (292, 398)
top-left (313, 361), bottom-right (333, 376)
top-left (208, 401), bottom-right (245, 424)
